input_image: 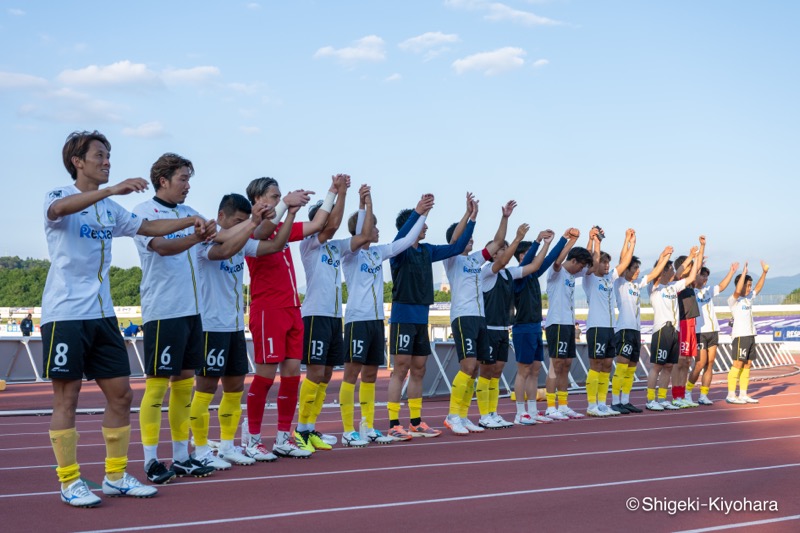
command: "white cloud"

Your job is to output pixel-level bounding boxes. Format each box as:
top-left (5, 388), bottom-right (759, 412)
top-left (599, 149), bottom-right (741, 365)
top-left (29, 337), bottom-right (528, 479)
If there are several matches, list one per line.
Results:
top-left (399, 31), bottom-right (460, 54)
top-left (452, 47), bottom-right (526, 76)
top-left (314, 35), bottom-right (386, 66)
top-left (228, 82), bottom-right (261, 95)
top-left (57, 60), bottom-right (160, 88)
top-left (8, 8), bottom-right (25, 16)
top-left (121, 121), bottom-right (167, 138)
top-left (446, 0), bottom-right (562, 26)
top-left (240, 126), bottom-right (261, 135)
top-left (385, 73), bottom-right (402, 82)
top-left (533, 58), bottom-right (549, 68)
top-left (162, 66), bottom-right (220, 85)
top-left (246, 2), bottom-right (261, 9)
top-left (24, 88), bottom-right (126, 123)
top-left (0, 71), bottom-right (48, 89)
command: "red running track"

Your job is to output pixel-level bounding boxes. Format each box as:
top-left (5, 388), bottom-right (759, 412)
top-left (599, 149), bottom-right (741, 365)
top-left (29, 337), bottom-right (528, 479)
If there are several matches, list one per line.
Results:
top-left (1, 367), bottom-right (799, 532)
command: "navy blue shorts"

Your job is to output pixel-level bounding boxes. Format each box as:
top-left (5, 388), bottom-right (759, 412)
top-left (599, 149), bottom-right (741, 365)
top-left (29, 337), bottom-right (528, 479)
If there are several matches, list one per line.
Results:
top-left (512, 323), bottom-right (544, 364)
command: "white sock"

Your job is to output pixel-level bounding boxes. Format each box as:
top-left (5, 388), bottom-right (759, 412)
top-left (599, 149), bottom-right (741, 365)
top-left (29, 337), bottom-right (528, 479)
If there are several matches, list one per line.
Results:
top-left (143, 445), bottom-right (158, 468)
top-left (621, 392), bottom-right (630, 404)
top-left (220, 439), bottom-right (235, 453)
top-left (276, 430), bottom-right (290, 444)
top-left (172, 440), bottom-right (189, 462)
top-left (194, 444), bottom-right (210, 458)
top-left (516, 401), bottom-right (526, 415)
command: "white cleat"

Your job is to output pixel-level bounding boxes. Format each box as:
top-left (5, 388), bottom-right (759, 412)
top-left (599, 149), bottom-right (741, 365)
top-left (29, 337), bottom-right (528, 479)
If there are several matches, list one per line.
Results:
top-left (461, 417), bottom-right (485, 433)
top-left (726, 394), bottom-right (746, 405)
top-left (102, 473), bottom-right (158, 498)
top-left (645, 400), bottom-right (664, 411)
top-left (660, 400), bottom-right (680, 410)
top-left (738, 395), bottom-right (759, 404)
top-left (544, 406), bottom-right (569, 420)
top-left (61, 479), bottom-right (102, 507)
top-left (514, 412), bottom-right (537, 426)
top-left (444, 415), bottom-right (469, 436)
top-left (558, 405), bottom-right (585, 419)
top-left (218, 446), bottom-right (257, 465)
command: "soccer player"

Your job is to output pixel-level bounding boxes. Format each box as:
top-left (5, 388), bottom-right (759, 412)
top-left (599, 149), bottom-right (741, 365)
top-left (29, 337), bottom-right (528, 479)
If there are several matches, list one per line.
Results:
top-left (133, 153), bottom-right (218, 484)
top-left (543, 228), bottom-right (592, 420)
top-left (190, 193), bottom-right (298, 468)
top-left (43, 131), bottom-right (200, 506)
top-left (645, 237), bottom-right (702, 411)
top-left (443, 198), bottom-right (515, 434)
top-left (686, 262), bottom-right (738, 405)
top-left (670, 247), bottom-right (705, 408)
top-left (512, 231), bottom-right (567, 424)
top-left (242, 176), bottom-right (335, 460)
top-left (339, 187), bottom-right (431, 445)
top-left (387, 193), bottom-right (475, 440)
top-left (481, 225), bottom-right (552, 427)
top-left (726, 261), bottom-right (769, 404)
top-left (583, 228), bottom-right (635, 417)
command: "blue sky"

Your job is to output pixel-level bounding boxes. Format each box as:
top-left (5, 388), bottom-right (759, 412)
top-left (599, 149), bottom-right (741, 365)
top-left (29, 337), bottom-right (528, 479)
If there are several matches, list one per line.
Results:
top-left (1, 0), bottom-right (798, 288)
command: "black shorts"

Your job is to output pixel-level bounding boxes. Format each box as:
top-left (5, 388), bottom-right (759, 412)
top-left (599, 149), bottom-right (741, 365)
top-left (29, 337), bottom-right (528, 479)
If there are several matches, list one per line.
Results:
top-left (345, 320), bottom-right (385, 366)
top-left (197, 331), bottom-right (249, 377)
top-left (302, 316), bottom-right (345, 366)
top-left (41, 318), bottom-right (130, 380)
top-left (389, 323), bottom-right (431, 356)
top-left (587, 327), bottom-right (615, 359)
top-left (143, 314), bottom-right (204, 377)
top-left (452, 316), bottom-right (490, 361)
top-left (613, 329), bottom-right (641, 364)
top-left (545, 324), bottom-right (576, 359)
top-left (650, 324), bottom-right (680, 365)
top-left (696, 332), bottom-right (719, 352)
top-left (484, 329), bottom-right (510, 364)
top-left (732, 336), bottom-right (757, 362)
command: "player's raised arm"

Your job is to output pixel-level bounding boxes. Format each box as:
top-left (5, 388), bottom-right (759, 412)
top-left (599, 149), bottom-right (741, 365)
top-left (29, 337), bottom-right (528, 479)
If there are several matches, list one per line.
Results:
top-left (485, 200), bottom-right (516, 255)
top-left (552, 227), bottom-right (580, 271)
top-left (615, 228), bottom-right (636, 276)
top-left (718, 262), bottom-right (739, 292)
top-left (645, 246), bottom-right (674, 284)
top-left (754, 260), bottom-right (769, 295)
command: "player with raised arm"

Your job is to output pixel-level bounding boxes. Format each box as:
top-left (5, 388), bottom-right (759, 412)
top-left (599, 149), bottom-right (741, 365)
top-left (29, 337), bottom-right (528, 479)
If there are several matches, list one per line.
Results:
top-left (726, 261), bottom-right (769, 404)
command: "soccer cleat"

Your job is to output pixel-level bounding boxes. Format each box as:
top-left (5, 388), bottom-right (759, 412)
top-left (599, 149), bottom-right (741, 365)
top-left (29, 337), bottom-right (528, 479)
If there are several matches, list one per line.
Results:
top-left (738, 395), bottom-right (759, 404)
top-left (672, 398), bottom-right (691, 409)
top-left (514, 412), bottom-right (537, 426)
top-left (387, 425), bottom-right (413, 442)
top-left (659, 400), bottom-right (680, 410)
top-left (645, 400), bottom-right (664, 411)
top-left (145, 459), bottom-right (176, 485)
top-left (683, 398), bottom-right (700, 408)
top-left (341, 430), bottom-right (369, 447)
top-left (558, 405), bottom-right (585, 419)
top-left (598, 405), bottom-right (620, 416)
top-left (365, 428), bottom-right (394, 444)
top-left (685, 392), bottom-right (694, 404)
top-left (171, 456), bottom-right (216, 478)
top-left (478, 415), bottom-right (504, 430)
top-left (534, 411), bottom-right (554, 423)
top-left (60, 479), bottom-right (102, 508)
top-left (244, 438), bottom-right (278, 462)
top-left (444, 415), bottom-right (469, 436)
top-left (196, 449), bottom-right (232, 471)
top-left (491, 413), bottom-right (514, 428)
top-left (544, 406), bottom-right (568, 420)
top-left (408, 421), bottom-right (442, 438)
top-left (726, 394), bottom-right (746, 405)
top-left (273, 436), bottom-right (313, 458)
top-left (308, 430), bottom-right (333, 450)
top-left (293, 430), bottom-right (316, 453)
top-left (461, 417), bottom-right (485, 433)
top-left (320, 433), bottom-right (338, 446)
top-left (102, 473), bottom-right (158, 498)
top-left (218, 446), bottom-right (256, 465)
top-left (697, 395), bottom-right (713, 406)
top-left (610, 403), bottom-right (631, 415)
top-left (623, 403), bottom-right (643, 413)
top-left (586, 406), bottom-right (603, 417)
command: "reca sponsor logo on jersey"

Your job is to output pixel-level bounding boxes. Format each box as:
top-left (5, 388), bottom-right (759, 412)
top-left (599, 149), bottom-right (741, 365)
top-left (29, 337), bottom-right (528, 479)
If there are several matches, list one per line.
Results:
top-left (220, 261), bottom-right (245, 273)
top-left (462, 266), bottom-right (481, 274)
top-left (361, 263), bottom-right (381, 274)
top-left (321, 254), bottom-right (340, 268)
top-left (80, 225), bottom-right (113, 240)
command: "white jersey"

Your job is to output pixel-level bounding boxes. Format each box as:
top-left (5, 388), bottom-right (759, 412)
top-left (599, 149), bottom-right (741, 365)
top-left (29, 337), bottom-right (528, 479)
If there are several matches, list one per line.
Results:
top-left (584, 270), bottom-right (619, 329)
top-left (728, 289), bottom-right (759, 338)
top-left (648, 279), bottom-right (687, 333)
top-left (41, 185), bottom-right (142, 325)
top-left (300, 236), bottom-right (350, 318)
top-left (695, 285), bottom-right (721, 333)
top-left (545, 266), bottom-right (586, 327)
top-left (197, 235), bottom-right (258, 332)
top-left (444, 250), bottom-right (488, 320)
top-left (613, 277), bottom-right (648, 332)
top-left (133, 198), bottom-right (201, 324)
top-left (342, 215), bottom-right (426, 324)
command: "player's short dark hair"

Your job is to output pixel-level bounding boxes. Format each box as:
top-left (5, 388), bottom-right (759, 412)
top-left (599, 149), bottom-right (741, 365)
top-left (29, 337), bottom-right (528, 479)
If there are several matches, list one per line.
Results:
top-left (62, 130), bottom-right (111, 180)
top-left (218, 193), bottom-right (251, 217)
top-left (568, 247), bottom-right (593, 267)
top-left (734, 274), bottom-right (753, 286)
top-left (395, 208), bottom-right (413, 230)
top-left (629, 255), bottom-right (641, 270)
top-left (599, 251), bottom-right (611, 263)
top-left (347, 211), bottom-right (377, 236)
top-left (246, 177), bottom-right (279, 204)
top-left (150, 153), bottom-right (194, 190)
top-left (674, 255), bottom-right (688, 271)
top-left (700, 266), bottom-right (710, 276)
top-left (516, 241), bottom-right (532, 261)
top-left (445, 222), bottom-right (458, 244)
top-left (656, 259), bottom-right (674, 270)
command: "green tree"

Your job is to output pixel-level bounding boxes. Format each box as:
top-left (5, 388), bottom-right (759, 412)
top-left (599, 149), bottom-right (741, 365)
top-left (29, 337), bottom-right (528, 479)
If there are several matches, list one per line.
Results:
top-left (783, 288), bottom-right (800, 305)
top-left (383, 281), bottom-right (393, 303)
top-left (109, 266), bottom-right (142, 306)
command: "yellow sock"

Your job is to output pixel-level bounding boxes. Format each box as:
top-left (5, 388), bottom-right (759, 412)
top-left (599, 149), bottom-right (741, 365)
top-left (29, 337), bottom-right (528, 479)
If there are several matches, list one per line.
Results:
top-left (739, 368), bottom-right (751, 396)
top-left (50, 427), bottom-right (80, 486)
top-left (557, 390), bottom-right (568, 407)
top-left (169, 377), bottom-right (194, 442)
top-left (647, 388), bottom-right (655, 402)
top-left (623, 366), bottom-right (636, 394)
top-left (310, 382), bottom-right (328, 425)
top-left (476, 376), bottom-right (491, 416)
top-left (408, 397), bottom-right (422, 421)
top-left (102, 425), bottom-right (130, 481)
top-left (489, 377), bottom-right (500, 413)
top-left (728, 367), bottom-right (742, 394)
top-left (658, 388), bottom-right (667, 401)
top-left (546, 392), bottom-right (556, 408)
top-left (340, 381), bottom-right (356, 433)
top-left (298, 379), bottom-right (319, 425)
top-left (189, 391), bottom-right (214, 447)
top-left (459, 378), bottom-right (475, 418)
top-left (611, 366), bottom-right (625, 396)
top-left (686, 381), bottom-right (695, 392)
top-left (449, 371), bottom-right (470, 416)
top-left (585, 370), bottom-right (599, 406)
top-left (700, 386), bottom-right (709, 396)
top-left (359, 381), bottom-right (376, 428)
top-left (139, 377), bottom-right (169, 446)
top-left (387, 401), bottom-right (401, 424)
top-left (219, 391), bottom-right (243, 441)
top-left (598, 372), bottom-right (610, 406)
